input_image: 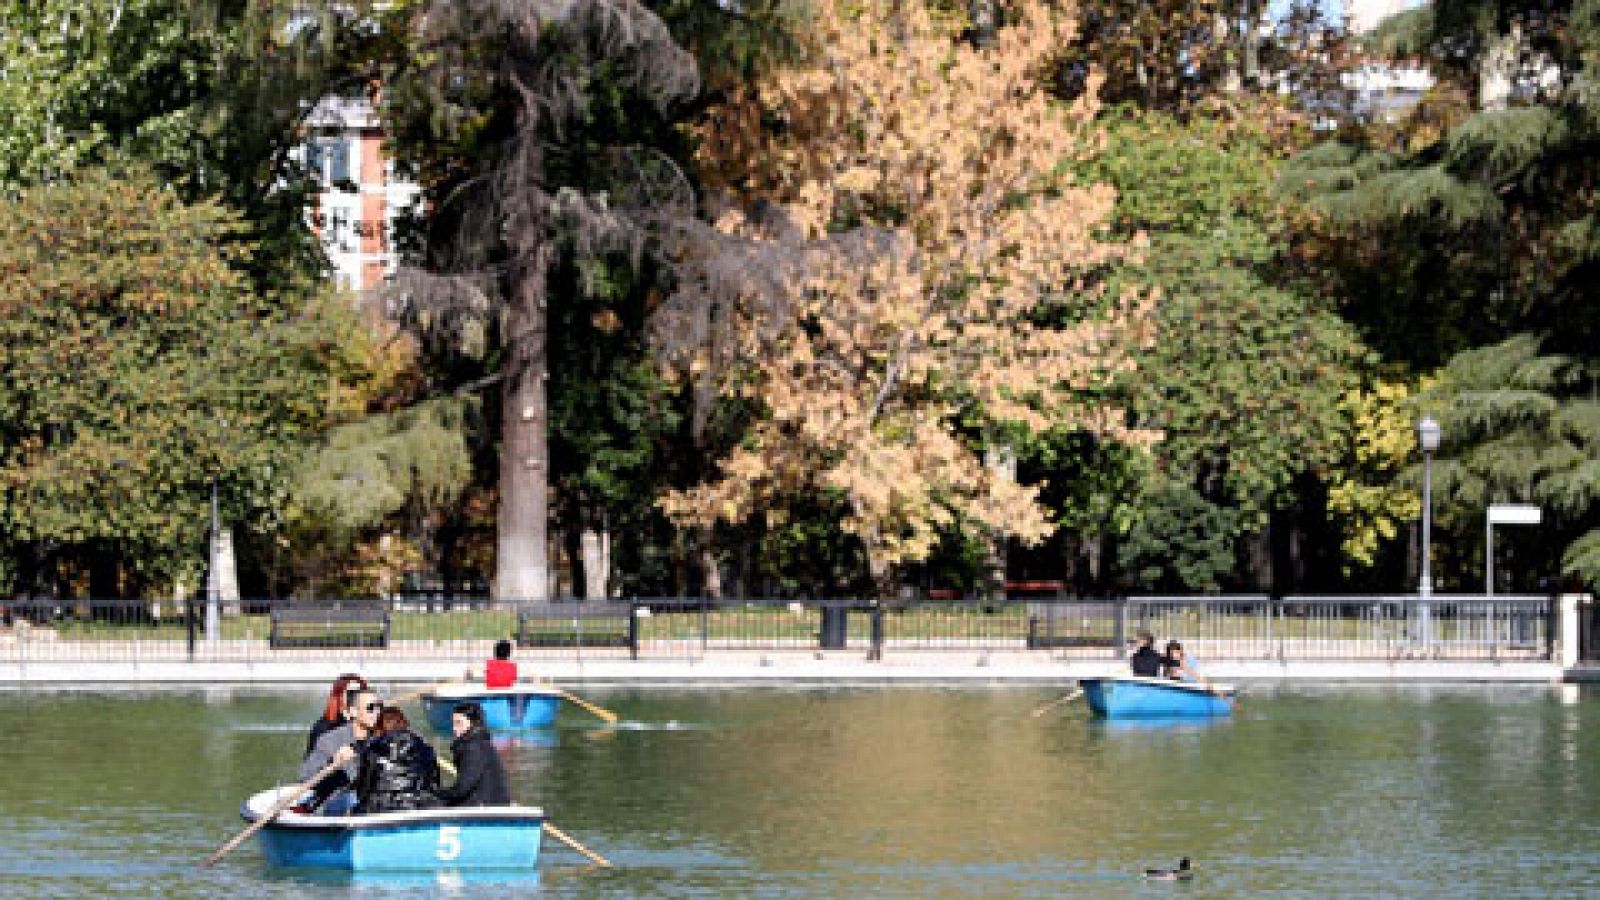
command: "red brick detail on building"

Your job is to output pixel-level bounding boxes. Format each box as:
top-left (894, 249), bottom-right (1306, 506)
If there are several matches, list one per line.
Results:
top-left (361, 131), bottom-right (386, 187)
top-left (361, 193), bottom-right (387, 255)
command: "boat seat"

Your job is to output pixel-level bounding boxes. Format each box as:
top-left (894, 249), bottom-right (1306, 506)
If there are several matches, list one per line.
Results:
top-left (269, 603), bottom-right (391, 649)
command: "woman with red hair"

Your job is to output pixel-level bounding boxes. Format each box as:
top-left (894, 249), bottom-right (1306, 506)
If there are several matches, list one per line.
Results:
top-left (304, 673), bottom-right (369, 759)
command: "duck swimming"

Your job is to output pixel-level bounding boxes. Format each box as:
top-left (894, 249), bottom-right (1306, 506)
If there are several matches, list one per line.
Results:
top-left (1143, 857), bottom-right (1192, 881)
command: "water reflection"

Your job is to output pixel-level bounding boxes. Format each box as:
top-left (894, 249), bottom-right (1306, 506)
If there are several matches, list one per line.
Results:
top-left (263, 866), bottom-right (541, 893)
top-left (3, 685), bottom-right (1600, 897)
top-left (492, 730), bottom-right (557, 749)
top-left (1090, 715), bottom-right (1234, 734)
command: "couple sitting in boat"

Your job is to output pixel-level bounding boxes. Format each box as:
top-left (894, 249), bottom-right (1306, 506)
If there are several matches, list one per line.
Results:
top-left (299, 679), bottom-right (510, 816)
top-left (1129, 631), bottom-right (1210, 686)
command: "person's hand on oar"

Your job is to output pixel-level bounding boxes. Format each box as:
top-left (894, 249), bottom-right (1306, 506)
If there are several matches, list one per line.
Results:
top-left (1030, 688), bottom-right (1084, 718)
top-left (200, 759), bottom-right (341, 868)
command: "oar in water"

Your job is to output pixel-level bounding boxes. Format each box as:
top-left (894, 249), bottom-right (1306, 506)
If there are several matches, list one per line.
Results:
top-left (1030, 688), bottom-right (1084, 718)
top-left (389, 679), bottom-right (465, 706)
top-left (543, 821), bottom-right (613, 867)
top-left (556, 688), bottom-right (619, 724)
top-left (200, 759), bottom-right (341, 868)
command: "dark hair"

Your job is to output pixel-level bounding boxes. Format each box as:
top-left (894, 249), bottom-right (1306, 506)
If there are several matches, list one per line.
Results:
top-left (1165, 641), bottom-right (1184, 655)
top-left (375, 706), bottom-right (410, 736)
top-left (323, 673), bottom-right (368, 723)
top-left (494, 639), bottom-right (513, 661)
top-left (453, 702), bottom-right (486, 729)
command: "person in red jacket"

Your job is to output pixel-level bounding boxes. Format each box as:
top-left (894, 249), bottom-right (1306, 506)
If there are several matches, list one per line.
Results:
top-left (466, 639), bottom-right (519, 688)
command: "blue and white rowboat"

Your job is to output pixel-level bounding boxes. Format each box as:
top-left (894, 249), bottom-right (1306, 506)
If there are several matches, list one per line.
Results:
top-left (1079, 675), bottom-right (1235, 718)
top-left (241, 786), bottom-right (544, 871)
top-left (421, 683), bottom-right (565, 734)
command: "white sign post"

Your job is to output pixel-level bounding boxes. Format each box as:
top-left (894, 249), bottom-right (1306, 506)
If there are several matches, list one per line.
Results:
top-left (1486, 504), bottom-right (1542, 596)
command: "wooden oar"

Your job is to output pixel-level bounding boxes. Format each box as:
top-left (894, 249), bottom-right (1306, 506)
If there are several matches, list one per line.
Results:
top-left (543, 821), bottom-right (613, 867)
top-left (556, 688), bottom-right (619, 724)
top-left (390, 679), bottom-right (465, 706)
top-left (201, 759), bottom-right (341, 868)
top-left (1030, 688), bottom-right (1084, 718)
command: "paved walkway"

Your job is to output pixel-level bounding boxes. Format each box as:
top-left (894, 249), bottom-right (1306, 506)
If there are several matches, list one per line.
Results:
top-left (0, 649), bottom-right (1583, 686)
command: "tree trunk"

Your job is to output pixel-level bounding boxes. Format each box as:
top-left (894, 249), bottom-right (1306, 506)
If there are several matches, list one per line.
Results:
top-left (984, 445), bottom-right (1015, 601)
top-left (580, 518), bottom-right (610, 600)
top-left (495, 272), bottom-right (551, 603)
top-left (696, 526), bottom-right (723, 600)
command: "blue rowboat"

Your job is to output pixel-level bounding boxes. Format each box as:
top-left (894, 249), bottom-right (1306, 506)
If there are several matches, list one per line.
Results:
top-left (1079, 675), bottom-right (1235, 718)
top-left (241, 786), bottom-right (544, 871)
top-left (421, 684), bottom-right (565, 734)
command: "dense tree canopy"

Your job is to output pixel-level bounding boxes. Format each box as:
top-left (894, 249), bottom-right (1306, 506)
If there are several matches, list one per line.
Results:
top-left (0, 168), bottom-right (364, 595)
top-left (0, 0), bottom-right (1594, 599)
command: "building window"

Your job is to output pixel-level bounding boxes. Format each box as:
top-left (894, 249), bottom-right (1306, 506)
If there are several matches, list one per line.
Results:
top-left (306, 136), bottom-right (358, 188)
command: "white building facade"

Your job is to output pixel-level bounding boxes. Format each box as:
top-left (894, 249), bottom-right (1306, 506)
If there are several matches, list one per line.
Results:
top-left (299, 94), bottom-right (421, 292)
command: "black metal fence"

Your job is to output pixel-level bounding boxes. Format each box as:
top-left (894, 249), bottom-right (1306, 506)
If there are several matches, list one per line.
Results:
top-left (0, 593), bottom-right (1557, 663)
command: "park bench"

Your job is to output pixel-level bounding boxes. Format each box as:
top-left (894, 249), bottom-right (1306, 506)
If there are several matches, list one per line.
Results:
top-left (1025, 598), bottom-right (1119, 650)
top-left (516, 604), bottom-right (636, 655)
top-left (269, 603), bottom-right (391, 649)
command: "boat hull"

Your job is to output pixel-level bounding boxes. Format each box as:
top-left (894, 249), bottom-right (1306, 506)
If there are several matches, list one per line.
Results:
top-left (243, 788), bottom-right (543, 871)
top-left (1080, 676), bottom-right (1234, 718)
top-left (421, 685), bottom-right (563, 733)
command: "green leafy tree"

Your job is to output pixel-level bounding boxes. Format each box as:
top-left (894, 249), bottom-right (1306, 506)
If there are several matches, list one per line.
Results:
top-left (1085, 109), bottom-right (1364, 591)
top-left (0, 168), bottom-right (362, 596)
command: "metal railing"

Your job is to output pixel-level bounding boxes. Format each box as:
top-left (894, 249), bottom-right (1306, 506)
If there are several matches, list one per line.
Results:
top-left (0, 593), bottom-right (1556, 663)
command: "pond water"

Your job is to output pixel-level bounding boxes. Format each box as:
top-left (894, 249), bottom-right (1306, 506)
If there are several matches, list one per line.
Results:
top-left (0, 682), bottom-right (1595, 897)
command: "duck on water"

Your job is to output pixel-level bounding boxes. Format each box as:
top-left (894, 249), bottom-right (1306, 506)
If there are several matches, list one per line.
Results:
top-left (1143, 857), bottom-right (1193, 881)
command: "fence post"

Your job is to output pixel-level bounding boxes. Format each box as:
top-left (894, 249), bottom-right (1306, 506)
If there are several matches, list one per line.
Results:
top-left (186, 593), bottom-right (197, 662)
top-left (629, 604), bottom-right (640, 661)
top-left (868, 602), bottom-right (884, 661)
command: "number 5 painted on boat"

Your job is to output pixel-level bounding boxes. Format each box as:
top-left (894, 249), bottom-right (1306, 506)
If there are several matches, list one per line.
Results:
top-left (437, 825), bottom-right (462, 861)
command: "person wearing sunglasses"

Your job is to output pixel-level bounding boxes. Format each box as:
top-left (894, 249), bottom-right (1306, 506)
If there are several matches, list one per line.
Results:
top-left (304, 673), bottom-right (369, 760)
top-left (296, 688), bottom-right (383, 815)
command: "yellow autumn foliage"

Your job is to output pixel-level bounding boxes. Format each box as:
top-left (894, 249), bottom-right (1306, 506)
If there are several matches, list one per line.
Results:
top-left (660, 0), bottom-right (1156, 575)
top-left (1326, 378), bottom-right (1425, 571)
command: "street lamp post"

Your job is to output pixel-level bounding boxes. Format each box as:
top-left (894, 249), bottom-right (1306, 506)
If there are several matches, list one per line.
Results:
top-left (1417, 415), bottom-right (1441, 645)
top-left (205, 477), bottom-right (221, 643)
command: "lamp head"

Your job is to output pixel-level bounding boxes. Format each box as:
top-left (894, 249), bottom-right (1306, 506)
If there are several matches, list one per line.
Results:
top-left (1417, 415), bottom-right (1441, 453)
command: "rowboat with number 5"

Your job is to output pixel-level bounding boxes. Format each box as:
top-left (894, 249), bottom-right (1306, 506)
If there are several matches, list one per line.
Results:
top-left (240, 787), bottom-right (544, 871)
top-left (420, 683), bottom-right (565, 734)
top-left (1079, 675), bottom-right (1236, 718)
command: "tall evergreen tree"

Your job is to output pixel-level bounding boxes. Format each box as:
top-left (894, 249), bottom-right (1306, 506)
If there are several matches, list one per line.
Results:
top-left (1286, 0), bottom-right (1600, 588)
top-left (377, 1), bottom-right (699, 600)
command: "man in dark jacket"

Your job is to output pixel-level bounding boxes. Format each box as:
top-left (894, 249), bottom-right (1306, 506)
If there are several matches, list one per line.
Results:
top-left (436, 702), bottom-right (512, 807)
top-left (1129, 630), bottom-right (1165, 677)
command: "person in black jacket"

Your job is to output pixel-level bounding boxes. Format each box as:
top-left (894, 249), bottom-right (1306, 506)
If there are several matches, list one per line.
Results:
top-left (436, 702), bottom-right (512, 807)
top-left (335, 706), bottom-right (441, 814)
top-left (1129, 630), bottom-right (1165, 677)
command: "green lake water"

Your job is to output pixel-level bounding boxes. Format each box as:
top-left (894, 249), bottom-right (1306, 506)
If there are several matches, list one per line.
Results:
top-left (0, 682), bottom-right (1595, 897)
